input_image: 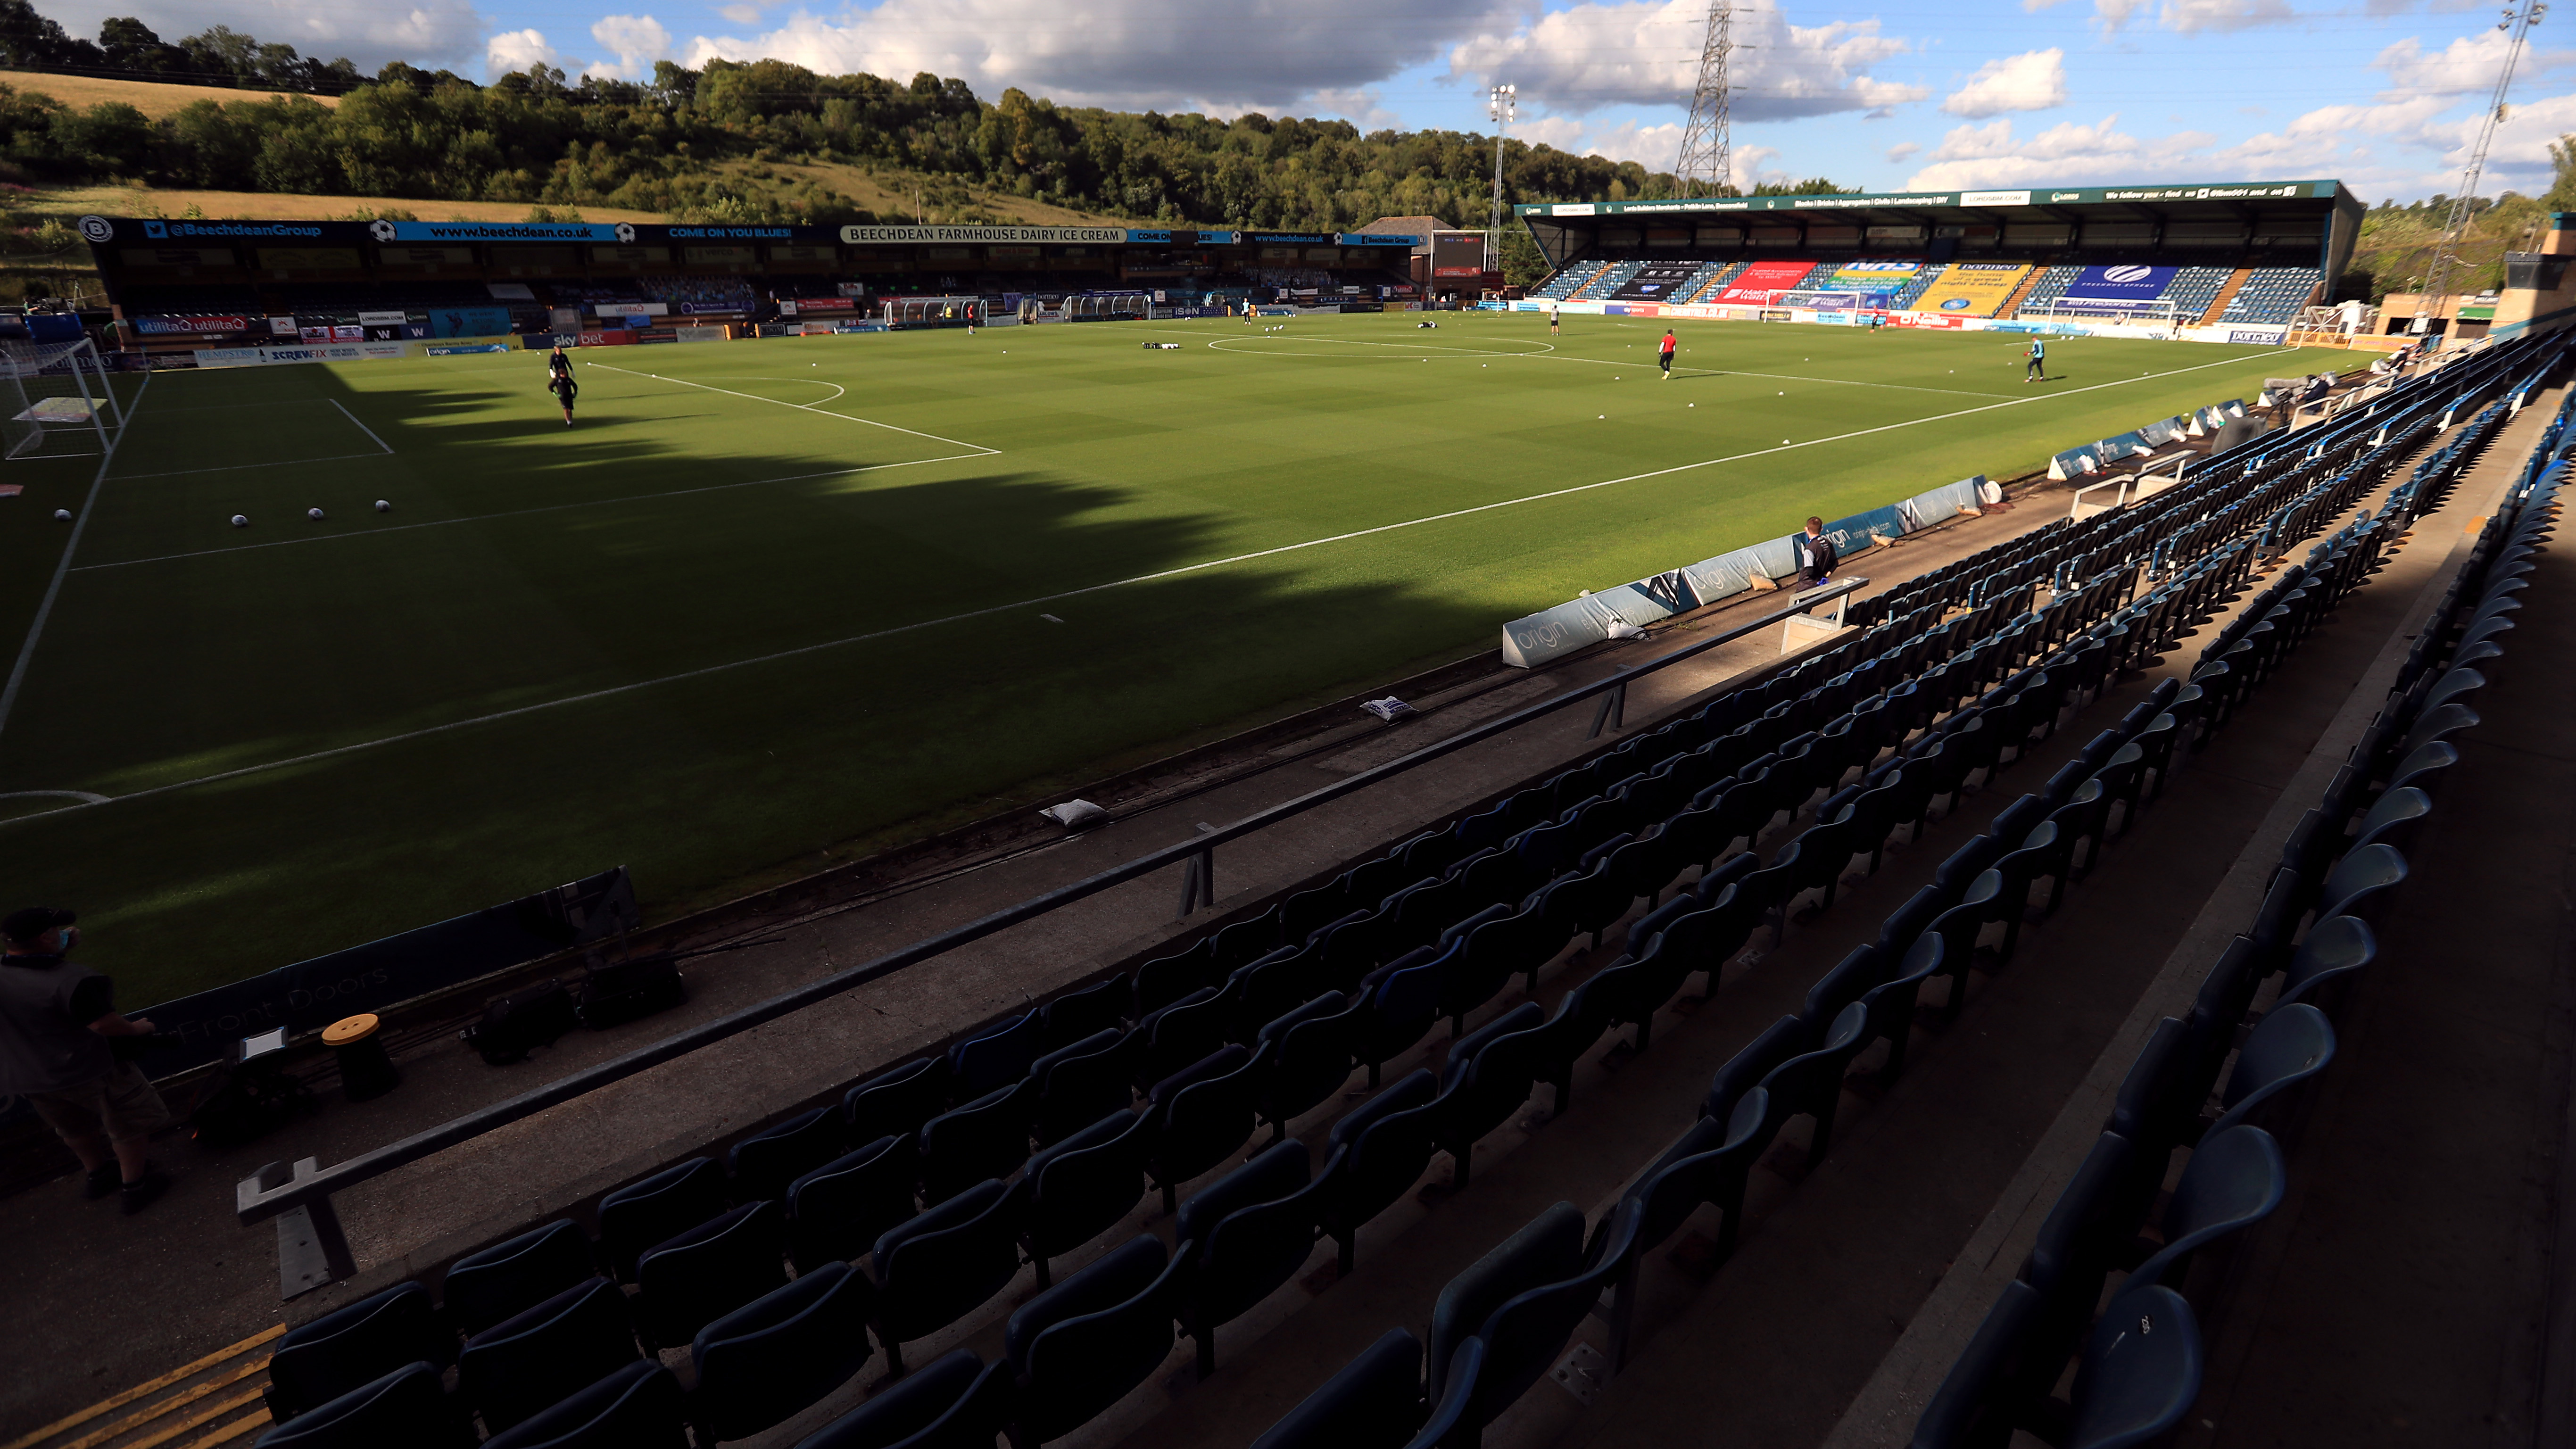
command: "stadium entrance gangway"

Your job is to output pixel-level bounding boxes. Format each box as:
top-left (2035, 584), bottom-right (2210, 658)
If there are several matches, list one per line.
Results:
top-left (231, 577), bottom-right (1868, 1295)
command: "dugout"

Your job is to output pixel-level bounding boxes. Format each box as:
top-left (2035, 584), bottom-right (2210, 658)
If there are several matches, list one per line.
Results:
top-left (75, 217), bottom-right (1429, 364)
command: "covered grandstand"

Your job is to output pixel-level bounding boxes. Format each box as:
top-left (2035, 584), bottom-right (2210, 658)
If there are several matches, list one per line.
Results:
top-left (75, 218), bottom-right (1428, 363)
top-left (1518, 180), bottom-right (2365, 345)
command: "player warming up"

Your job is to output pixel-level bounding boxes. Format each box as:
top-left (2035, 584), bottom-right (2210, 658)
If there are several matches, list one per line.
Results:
top-left (1658, 328), bottom-right (1677, 380)
top-left (546, 346), bottom-right (578, 425)
top-left (2024, 338), bottom-right (2046, 382)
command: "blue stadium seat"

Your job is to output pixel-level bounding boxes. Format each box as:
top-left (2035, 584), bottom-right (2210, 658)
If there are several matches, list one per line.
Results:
top-left (1907, 1280), bottom-right (2047, 1449)
top-left (841, 1058), bottom-right (950, 1150)
top-left (1148, 1043), bottom-right (1261, 1210)
top-left (788, 1349), bottom-right (979, 1449)
top-left (441, 1219), bottom-right (597, 1338)
top-left (1038, 974), bottom-right (1131, 1048)
top-left (2062, 1286), bottom-right (2203, 1449)
top-left (1177, 1140), bottom-right (1324, 1374)
top-left (633, 1200), bottom-right (786, 1349)
top-left (1027, 1027), bottom-right (1133, 1146)
top-left (264, 1282), bottom-right (453, 1422)
top-left (730, 1106), bottom-right (846, 1204)
top-left (1256, 990), bottom-right (1361, 1138)
top-left (1458, 1205), bottom-right (1641, 1433)
top-left (1008, 1233), bottom-right (1191, 1441)
top-left (2206, 1003), bottom-right (2333, 1139)
top-left (787, 1135), bottom-right (918, 1275)
top-left (2125, 1124), bottom-right (2284, 1293)
top-left (2272, 914), bottom-right (2376, 1016)
top-left (1018, 1107), bottom-right (1152, 1288)
top-left (1433, 1002), bottom-right (1549, 1189)
top-left (800, 1354), bottom-right (1017, 1449)
top-left (1318, 1069), bottom-right (1440, 1273)
top-left (1604, 1087), bottom-right (1773, 1366)
top-left (1249, 1328), bottom-right (1425, 1449)
top-left (948, 1010), bottom-right (1047, 1105)
top-left (872, 1177), bottom-right (1024, 1374)
top-left (481, 1361), bottom-right (687, 1449)
top-left (919, 1083), bottom-right (1033, 1205)
top-left (597, 1158), bottom-right (730, 1283)
top-left (1424, 1202), bottom-right (1584, 1421)
top-left (456, 1276), bottom-right (640, 1432)
top-left (1756, 1000), bottom-right (1872, 1167)
top-left (255, 1362), bottom-right (472, 1449)
top-left (691, 1261), bottom-right (877, 1443)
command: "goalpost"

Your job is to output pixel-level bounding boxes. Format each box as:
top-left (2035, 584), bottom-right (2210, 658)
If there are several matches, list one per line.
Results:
top-left (0, 337), bottom-right (125, 459)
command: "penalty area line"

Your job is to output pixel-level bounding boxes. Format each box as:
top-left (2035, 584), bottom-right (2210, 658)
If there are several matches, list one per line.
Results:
top-left (584, 361), bottom-right (1001, 455)
top-left (0, 370), bottom-right (155, 743)
top-left (11, 343), bottom-right (2299, 814)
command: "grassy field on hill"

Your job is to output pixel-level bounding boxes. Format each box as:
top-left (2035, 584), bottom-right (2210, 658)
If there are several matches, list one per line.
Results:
top-left (0, 314), bottom-right (2342, 1005)
top-left (0, 67), bottom-right (338, 116)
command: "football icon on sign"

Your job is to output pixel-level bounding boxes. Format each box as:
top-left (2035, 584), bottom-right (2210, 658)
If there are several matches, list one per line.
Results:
top-left (614, 223), bottom-right (637, 243)
top-left (369, 219), bottom-right (398, 243)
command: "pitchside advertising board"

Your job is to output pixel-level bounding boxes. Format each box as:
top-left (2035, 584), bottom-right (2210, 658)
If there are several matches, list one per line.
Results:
top-left (1715, 259), bottom-right (1820, 305)
top-left (76, 215), bottom-right (1425, 256)
top-left (1910, 264), bottom-right (2032, 316)
top-left (2061, 265), bottom-right (2179, 308)
top-left (1608, 261), bottom-right (1705, 302)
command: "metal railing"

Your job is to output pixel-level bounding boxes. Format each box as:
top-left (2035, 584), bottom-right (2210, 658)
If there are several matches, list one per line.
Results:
top-left (235, 577), bottom-right (1870, 1287)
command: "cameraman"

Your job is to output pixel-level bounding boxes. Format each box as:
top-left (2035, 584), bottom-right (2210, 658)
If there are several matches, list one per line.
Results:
top-left (0, 908), bottom-right (169, 1213)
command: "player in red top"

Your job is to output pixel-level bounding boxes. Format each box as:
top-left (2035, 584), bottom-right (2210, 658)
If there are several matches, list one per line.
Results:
top-left (1658, 328), bottom-right (1677, 380)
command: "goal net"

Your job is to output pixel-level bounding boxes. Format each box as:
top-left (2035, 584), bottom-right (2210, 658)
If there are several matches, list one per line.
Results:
top-left (0, 337), bottom-right (125, 459)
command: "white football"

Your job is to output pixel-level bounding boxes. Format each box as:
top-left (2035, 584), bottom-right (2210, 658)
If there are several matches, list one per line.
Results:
top-left (308, 507), bottom-right (325, 520)
top-left (231, 514), bottom-right (248, 527)
top-left (52, 507), bottom-right (69, 520)
top-left (375, 500), bottom-right (391, 512)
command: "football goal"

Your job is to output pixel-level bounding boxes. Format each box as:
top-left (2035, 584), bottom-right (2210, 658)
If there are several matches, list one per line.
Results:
top-left (0, 336), bottom-right (124, 459)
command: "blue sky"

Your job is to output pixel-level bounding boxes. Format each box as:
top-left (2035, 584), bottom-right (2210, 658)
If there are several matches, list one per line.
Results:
top-left (44, 0), bottom-right (2576, 201)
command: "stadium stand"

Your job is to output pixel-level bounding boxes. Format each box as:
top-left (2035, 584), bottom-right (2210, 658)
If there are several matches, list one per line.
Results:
top-left (2220, 267), bottom-right (2326, 325)
top-left (2161, 265), bottom-right (2236, 325)
top-left (2009, 265), bottom-right (2087, 316)
top-left (1527, 261), bottom-right (1606, 300)
top-left (1907, 348), bottom-right (2572, 1448)
top-left (1571, 260), bottom-right (1647, 301)
top-left (227, 329), bottom-right (2565, 1449)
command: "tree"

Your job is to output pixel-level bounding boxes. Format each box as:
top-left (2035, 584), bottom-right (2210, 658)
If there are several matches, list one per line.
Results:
top-left (2546, 134), bottom-right (2576, 215)
top-left (97, 17), bottom-right (178, 75)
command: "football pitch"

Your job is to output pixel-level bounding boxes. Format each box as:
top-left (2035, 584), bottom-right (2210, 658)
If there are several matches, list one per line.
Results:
top-left (0, 313), bottom-right (2347, 1005)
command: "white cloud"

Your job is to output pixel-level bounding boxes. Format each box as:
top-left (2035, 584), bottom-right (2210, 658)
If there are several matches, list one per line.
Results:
top-left (1886, 140), bottom-right (1922, 161)
top-left (1903, 113), bottom-right (2214, 189)
top-left (715, 4), bottom-right (762, 22)
top-left (1941, 49), bottom-right (2067, 117)
top-left (587, 15), bottom-right (674, 80)
top-left (1444, 0), bottom-right (1928, 121)
top-left (681, 0), bottom-right (1517, 112)
top-left (2376, 31), bottom-right (2576, 99)
top-left (2095, 0), bottom-right (2294, 32)
top-left (487, 27), bottom-right (574, 78)
top-left (38, 0), bottom-right (484, 69)
top-left (1299, 86), bottom-right (1404, 132)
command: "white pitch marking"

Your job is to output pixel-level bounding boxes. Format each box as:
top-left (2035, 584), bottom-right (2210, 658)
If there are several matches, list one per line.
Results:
top-left (329, 398), bottom-right (396, 455)
top-left (0, 370), bottom-right (155, 741)
top-left (7, 343), bottom-right (2301, 810)
top-left (114, 451), bottom-right (391, 482)
top-left (585, 361), bottom-right (1000, 455)
top-left (69, 452), bottom-right (996, 572)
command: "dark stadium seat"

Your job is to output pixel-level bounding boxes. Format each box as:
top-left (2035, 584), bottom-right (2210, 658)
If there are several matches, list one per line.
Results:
top-left (1018, 1107), bottom-right (1152, 1288)
top-left (2347, 785), bottom-right (2432, 857)
top-left (2206, 1003), bottom-right (2334, 1139)
top-left (1134, 937), bottom-right (1224, 1017)
top-left (1256, 990), bottom-right (1360, 1137)
top-left (1356, 947), bottom-right (1443, 1085)
top-left (633, 1200), bottom-right (786, 1349)
top-left (802, 1354), bottom-right (1018, 1449)
top-left (1038, 974), bottom-right (1131, 1048)
top-left (2061, 1286), bottom-right (2202, 1449)
top-left (2106, 1018), bottom-right (2201, 1159)
top-left (791, 1348), bottom-right (980, 1449)
top-left (1318, 1069), bottom-right (1441, 1272)
top-left (787, 1136), bottom-right (918, 1275)
top-left (730, 1106), bottom-right (846, 1204)
top-left (1008, 1233), bottom-right (1190, 1440)
top-left (1802, 943), bottom-right (1891, 1033)
top-left (948, 1010), bottom-right (1047, 1102)
top-left (918, 1084), bottom-right (1033, 1205)
top-left (1148, 1044), bottom-right (1260, 1210)
top-left (480, 1361), bottom-right (687, 1449)
top-left (691, 1261), bottom-right (877, 1443)
top-left (255, 1362), bottom-right (472, 1449)
top-left (1177, 1140), bottom-right (1324, 1374)
top-left (1433, 1002), bottom-right (1549, 1189)
top-left (1248, 1328), bottom-right (1426, 1449)
top-left (1459, 1206), bottom-right (1641, 1434)
top-left (842, 1058), bottom-right (951, 1151)
top-left (441, 1219), bottom-right (597, 1338)
top-left (264, 1282), bottom-right (453, 1421)
top-left (2125, 1125), bottom-right (2285, 1293)
top-left (872, 1177), bottom-right (1023, 1374)
top-left (1702, 1014), bottom-right (1812, 1126)
top-left (1907, 1280), bottom-right (2049, 1449)
top-left (2021, 1134), bottom-right (2156, 1344)
top-left (1134, 985), bottom-right (1232, 1089)
top-left (1858, 935), bottom-right (1946, 1085)
top-left (2313, 843), bottom-right (2406, 925)
top-left (456, 1277), bottom-right (640, 1432)
top-left (2384, 740), bottom-right (2460, 796)
top-left (1027, 1027), bottom-right (1133, 1146)
top-left (2272, 915), bottom-right (2377, 1017)
top-left (597, 1158), bottom-right (732, 1283)
top-left (1425, 1202), bottom-right (1585, 1424)
top-left (1756, 1001), bottom-right (1872, 1167)
top-left (1605, 1088), bottom-right (1773, 1366)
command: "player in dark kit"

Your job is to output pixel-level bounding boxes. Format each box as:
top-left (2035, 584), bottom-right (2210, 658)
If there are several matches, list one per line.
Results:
top-left (547, 362), bottom-right (577, 425)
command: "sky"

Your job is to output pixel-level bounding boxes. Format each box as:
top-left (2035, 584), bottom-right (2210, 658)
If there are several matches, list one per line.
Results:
top-left (38, 0), bottom-right (2576, 203)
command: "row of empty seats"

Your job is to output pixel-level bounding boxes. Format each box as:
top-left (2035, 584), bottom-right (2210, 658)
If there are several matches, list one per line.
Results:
top-left (1907, 344), bottom-right (2571, 1447)
top-left (244, 339), bottom-right (2557, 1449)
top-left (2220, 267), bottom-right (2324, 326)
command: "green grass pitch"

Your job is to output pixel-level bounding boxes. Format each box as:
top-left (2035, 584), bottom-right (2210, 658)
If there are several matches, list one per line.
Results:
top-left (0, 312), bottom-right (2347, 1003)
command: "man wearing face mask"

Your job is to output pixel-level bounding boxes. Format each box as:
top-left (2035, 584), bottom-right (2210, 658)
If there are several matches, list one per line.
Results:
top-left (0, 908), bottom-right (170, 1212)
